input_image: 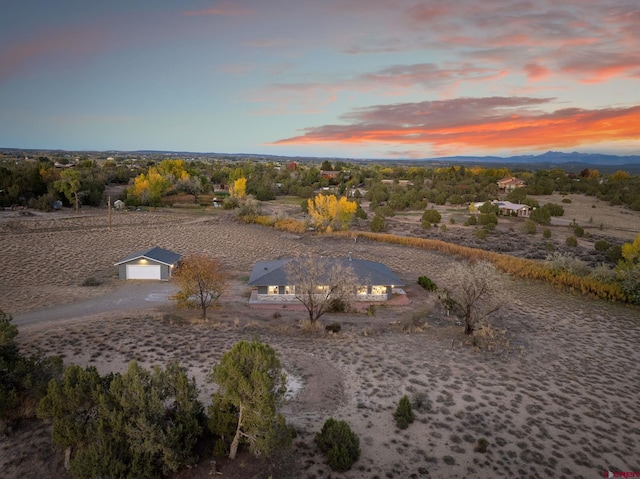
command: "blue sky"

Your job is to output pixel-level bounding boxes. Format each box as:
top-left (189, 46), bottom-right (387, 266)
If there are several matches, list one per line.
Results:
top-left (1, 1), bottom-right (639, 158)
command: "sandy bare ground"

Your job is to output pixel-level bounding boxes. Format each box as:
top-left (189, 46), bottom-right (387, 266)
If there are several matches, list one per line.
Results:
top-left (2, 207), bottom-right (640, 478)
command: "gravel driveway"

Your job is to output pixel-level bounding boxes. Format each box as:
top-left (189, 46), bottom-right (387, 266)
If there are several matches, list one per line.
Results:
top-left (13, 281), bottom-right (179, 327)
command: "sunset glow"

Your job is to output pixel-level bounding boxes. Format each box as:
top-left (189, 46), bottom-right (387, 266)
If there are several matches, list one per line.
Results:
top-left (1, 1), bottom-right (639, 158)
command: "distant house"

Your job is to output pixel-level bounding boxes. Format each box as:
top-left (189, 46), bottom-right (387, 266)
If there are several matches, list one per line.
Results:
top-left (381, 179), bottom-right (413, 187)
top-left (321, 170), bottom-right (340, 179)
top-left (497, 177), bottom-right (526, 192)
top-left (114, 247), bottom-right (181, 280)
top-left (113, 199), bottom-right (125, 210)
top-left (248, 256), bottom-right (404, 304)
top-left (470, 200), bottom-right (531, 217)
top-left (495, 201), bottom-right (531, 217)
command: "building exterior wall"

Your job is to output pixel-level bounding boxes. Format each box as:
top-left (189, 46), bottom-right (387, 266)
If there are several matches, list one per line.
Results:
top-left (118, 259), bottom-right (172, 280)
top-left (255, 286), bottom-right (391, 302)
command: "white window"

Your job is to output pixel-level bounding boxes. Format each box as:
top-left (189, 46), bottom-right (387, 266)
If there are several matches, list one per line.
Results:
top-left (268, 286), bottom-right (279, 295)
top-left (285, 285), bottom-right (295, 294)
top-left (357, 286), bottom-right (368, 296)
top-left (371, 285), bottom-right (385, 295)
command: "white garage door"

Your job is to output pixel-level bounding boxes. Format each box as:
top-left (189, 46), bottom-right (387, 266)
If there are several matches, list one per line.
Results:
top-left (126, 264), bottom-right (161, 280)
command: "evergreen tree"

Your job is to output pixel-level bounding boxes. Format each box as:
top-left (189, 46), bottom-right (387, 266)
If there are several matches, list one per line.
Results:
top-left (393, 395), bottom-right (415, 429)
top-left (315, 418), bottom-right (360, 471)
top-left (209, 340), bottom-right (291, 459)
top-left (38, 361), bottom-right (203, 478)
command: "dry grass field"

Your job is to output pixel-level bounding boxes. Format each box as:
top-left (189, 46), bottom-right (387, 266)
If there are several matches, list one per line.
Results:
top-left (1, 201), bottom-right (640, 479)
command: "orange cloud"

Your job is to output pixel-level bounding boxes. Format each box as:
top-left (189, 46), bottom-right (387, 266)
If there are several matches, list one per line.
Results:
top-left (559, 50), bottom-right (640, 83)
top-left (273, 97), bottom-right (640, 153)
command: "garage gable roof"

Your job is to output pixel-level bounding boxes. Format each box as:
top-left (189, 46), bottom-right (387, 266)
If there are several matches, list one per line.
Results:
top-left (248, 257), bottom-right (403, 287)
top-left (114, 247), bottom-right (181, 266)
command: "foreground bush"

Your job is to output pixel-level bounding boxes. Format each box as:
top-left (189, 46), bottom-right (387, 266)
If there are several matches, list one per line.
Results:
top-left (315, 418), bottom-right (360, 471)
top-left (1, 310), bottom-right (62, 431)
top-left (417, 276), bottom-right (438, 291)
top-left (38, 361), bottom-right (204, 478)
top-left (394, 395), bottom-right (415, 429)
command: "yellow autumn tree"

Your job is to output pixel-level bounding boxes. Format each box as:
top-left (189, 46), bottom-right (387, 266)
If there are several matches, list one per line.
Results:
top-left (230, 177), bottom-right (247, 199)
top-left (610, 170), bottom-right (630, 181)
top-left (307, 194), bottom-right (357, 232)
top-left (127, 159), bottom-right (190, 206)
top-left (157, 159), bottom-right (190, 181)
top-left (621, 234), bottom-right (640, 267)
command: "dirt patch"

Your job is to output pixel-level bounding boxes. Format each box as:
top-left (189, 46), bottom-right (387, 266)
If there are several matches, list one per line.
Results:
top-left (2, 205), bottom-right (640, 478)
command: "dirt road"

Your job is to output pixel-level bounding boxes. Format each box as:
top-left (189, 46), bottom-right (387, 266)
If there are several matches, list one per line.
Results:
top-left (13, 281), bottom-right (178, 327)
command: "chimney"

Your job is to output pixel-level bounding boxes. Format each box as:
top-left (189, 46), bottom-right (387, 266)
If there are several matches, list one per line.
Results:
top-left (348, 252), bottom-right (352, 261)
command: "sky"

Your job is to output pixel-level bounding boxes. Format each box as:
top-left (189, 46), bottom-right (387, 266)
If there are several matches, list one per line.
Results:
top-left (1, 0), bottom-right (640, 159)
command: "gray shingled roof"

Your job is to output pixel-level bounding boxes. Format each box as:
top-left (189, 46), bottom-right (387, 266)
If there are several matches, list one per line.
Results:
top-left (114, 247), bottom-right (181, 266)
top-left (248, 257), bottom-right (403, 287)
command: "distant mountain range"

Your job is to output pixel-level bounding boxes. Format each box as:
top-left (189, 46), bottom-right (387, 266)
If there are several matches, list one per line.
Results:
top-left (3, 148), bottom-right (640, 172)
top-left (426, 151), bottom-right (640, 166)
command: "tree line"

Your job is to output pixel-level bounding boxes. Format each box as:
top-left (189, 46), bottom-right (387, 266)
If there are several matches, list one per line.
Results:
top-left (3, 154), bottom-right (640, 214)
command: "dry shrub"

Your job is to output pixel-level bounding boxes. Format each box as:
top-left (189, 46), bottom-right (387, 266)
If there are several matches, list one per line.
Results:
top-left (325, 322), bottom-right (341, 333)
top-left (81, 277), bottom-right (101, 287)
top-left (334, 231), bottom-right (626, 302)
top-left (272, 323), bottom-right (291, 334)
top-left (274, 218), bottom-right (306, 234)
top-left (197, 195), bottom-right (214, 205)
top-left (471, 321), bottom-right (510, 356)
top-left (397, 312), bottom-right (428, 333)
top-left (253, 215), bottom-right (276, 227)
top-left (162, 194), bottom-right (196, 205)
top-left (162, 313), bottom-right (186, 326)
top-left (172, 203), bottom-right (201, 209)
top-left (300, 319), bottom-right (323, 332)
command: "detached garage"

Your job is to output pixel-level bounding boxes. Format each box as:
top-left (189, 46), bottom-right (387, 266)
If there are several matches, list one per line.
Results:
top-left (114, 247), bottom-right (181, 281)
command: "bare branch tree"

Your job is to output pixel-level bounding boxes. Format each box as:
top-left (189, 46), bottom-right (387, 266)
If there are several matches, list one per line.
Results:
top-left (172, 254), bottom-right (226, 319)
top-left (285, 255), bottom-right (358, 323)
top-left (441, 260), bottom-right (505, 335)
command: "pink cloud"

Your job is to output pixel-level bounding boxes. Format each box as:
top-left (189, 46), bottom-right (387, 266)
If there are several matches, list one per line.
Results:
top-left (272, 96), bottom-right (640, 153)
top-left (251, 61), bottom-right (506, 114)
top-left (397, 1), bottom-right (640, 83)
top-left (559, 49), bottom-right (640, 83)
top-left (524, 63), bottom-right (550, 81)
top-left (0, 26), bottom-right (111, 83)
top-left (358, 63), bottom-right (502, 89)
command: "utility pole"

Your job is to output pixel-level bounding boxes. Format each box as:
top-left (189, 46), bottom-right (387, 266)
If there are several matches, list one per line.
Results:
top-left (108, 195), bottom-right (112, 231)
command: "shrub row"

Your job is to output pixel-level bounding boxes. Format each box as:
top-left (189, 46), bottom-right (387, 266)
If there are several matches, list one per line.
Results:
top-left (335, 231), bottom-right (627, 302)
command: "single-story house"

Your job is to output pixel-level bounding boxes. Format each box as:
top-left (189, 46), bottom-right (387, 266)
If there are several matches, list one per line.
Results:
top-left (497, 177), bottom-right (526, 191)
top-left (248, 256), bottom-right (404, 303)
top-left (470, 200), bottom-right (531, 217)
top-left (114, 247), bottom-right (181, 280)
top-left (495, 201), bottom-right (531, 217)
